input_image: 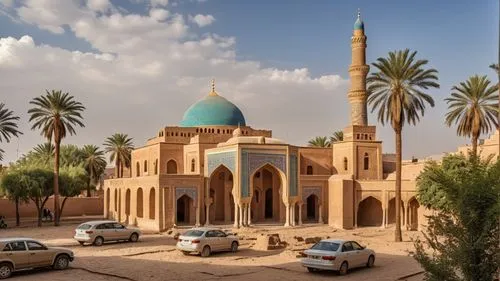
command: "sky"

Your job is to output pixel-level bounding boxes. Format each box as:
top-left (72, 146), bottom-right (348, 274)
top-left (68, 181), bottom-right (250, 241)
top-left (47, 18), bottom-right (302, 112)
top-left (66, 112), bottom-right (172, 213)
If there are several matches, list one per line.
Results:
top-left (0, 0), bottom-right (498, 165)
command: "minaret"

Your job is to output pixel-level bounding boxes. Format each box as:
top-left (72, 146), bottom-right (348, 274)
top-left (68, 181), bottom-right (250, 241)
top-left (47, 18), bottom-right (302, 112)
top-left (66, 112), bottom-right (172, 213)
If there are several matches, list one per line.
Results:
top-left (348, 10), bottom-right (369, 126)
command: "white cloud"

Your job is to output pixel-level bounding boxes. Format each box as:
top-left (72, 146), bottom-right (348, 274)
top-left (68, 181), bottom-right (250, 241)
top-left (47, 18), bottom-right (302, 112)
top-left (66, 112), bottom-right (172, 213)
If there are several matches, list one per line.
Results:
top-left (87, 0), bottom-right (110, 12)
top-left (0, 0), bottom-right (352, 164)
top-left (0, 0), bottom-right (13, 7)
top-left (189, 14), bottom-right (215, 27)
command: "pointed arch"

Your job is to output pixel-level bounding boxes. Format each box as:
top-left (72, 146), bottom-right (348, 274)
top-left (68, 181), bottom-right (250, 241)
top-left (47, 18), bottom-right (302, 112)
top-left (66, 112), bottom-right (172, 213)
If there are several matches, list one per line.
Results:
top-left (167, 159), bottom-right (177, 174)
top-left (357, 196), bottom-right (382, 226)
top-left (149, 187), bottom-right (156, 219)
top-left (136, 188), bottom-right (143, 218)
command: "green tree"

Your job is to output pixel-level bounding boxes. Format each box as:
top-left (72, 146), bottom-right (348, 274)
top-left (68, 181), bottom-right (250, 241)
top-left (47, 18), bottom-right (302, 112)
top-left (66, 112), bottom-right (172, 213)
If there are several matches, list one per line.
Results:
top-left (104, 133), bottom-right (133, 178)
top-left (445, 75), bottom-right (498, 157)
top-left (60, 144), bottom-right (84, 167)
top-left (0, 103), bottom-right (22, 161)
top-left (488, 63), bottom-right (500, 158)
top-left (59, 165), bottom-right (86, 216)
top-left (330, 130), bottom-right (344, 143)
top-left (367, 49), bottom-right (439, 242)
top-left (28, 90), bottom-right (85, 226)
top-left (17, 168), bottom-right (54, 227)
top-left (307, 136), bottom-right (330, 148)
top-left (81, 145), bottom-right (106, 197)
top-left (414, 156), bottom-right (500, 281)
top-left (0, 169), bottom-right (29, 226)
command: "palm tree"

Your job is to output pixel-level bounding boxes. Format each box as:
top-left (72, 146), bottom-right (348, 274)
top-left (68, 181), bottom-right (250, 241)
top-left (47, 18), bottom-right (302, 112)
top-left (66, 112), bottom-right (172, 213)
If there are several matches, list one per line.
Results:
top-left (489, 63), bottom-right (500, 157)
top-left (0, 103), bottom-right (22, 161)
top-left (308, 136), bottom-right (330, 148)
top-left (28, 90), bottom-right (85, 226)
top-left (330, 130), bottom-right (344, 143)
top-left (103, 133), bottom-right (133, 178)
top-left (367, 49), bottom-right (439, 242)
top-left (81, 145), bottom-right (107, 197)
top-left (445, 75), bottom-right (498, 157)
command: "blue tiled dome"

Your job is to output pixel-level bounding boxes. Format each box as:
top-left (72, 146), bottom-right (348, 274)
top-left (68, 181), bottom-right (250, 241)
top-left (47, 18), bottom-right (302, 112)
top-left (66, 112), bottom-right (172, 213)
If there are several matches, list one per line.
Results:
top-left (180, 90), bottom-right (246, 127)
top-left (354, 18), bottom-right (364, 30)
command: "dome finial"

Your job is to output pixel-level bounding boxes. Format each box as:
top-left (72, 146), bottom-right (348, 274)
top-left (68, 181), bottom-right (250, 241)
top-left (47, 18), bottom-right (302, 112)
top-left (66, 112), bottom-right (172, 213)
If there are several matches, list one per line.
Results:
top-left (357, 8), bottom-right (361, 19)
top-left (209, 78), bottom-right (218, 96)
top-left (354, 8), bottom-right (364, 30)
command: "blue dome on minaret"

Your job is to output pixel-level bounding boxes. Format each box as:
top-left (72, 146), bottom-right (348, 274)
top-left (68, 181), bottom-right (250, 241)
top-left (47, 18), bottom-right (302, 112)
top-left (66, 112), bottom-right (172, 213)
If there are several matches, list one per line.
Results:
top-left (354, 9), bottom-right (364, 30)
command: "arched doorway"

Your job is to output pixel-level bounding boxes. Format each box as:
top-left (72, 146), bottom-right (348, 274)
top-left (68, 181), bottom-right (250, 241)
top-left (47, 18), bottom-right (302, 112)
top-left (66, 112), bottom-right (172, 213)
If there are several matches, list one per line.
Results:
top-left (125, 189), bottom-right (131, 220)
top-left (167, 160), bottom-right (177, 174)
top-left (137, 188), bottom-right (143, 218)
top-left (357, 196), bottom-right (383, 226)
top-left (177, 195), bottom-right (193, 225)
top-left (306, 194), bottom-right (319, 221)
top-left (251, 164), bottom-right (284, 223)
top-left (408, 197), bottom-right (420, 231)
top-left (149, 188), bottom-right (155, 219)
top-left (209, 165), bottom-right (234, 224)
top-left (388, 198), bottom-right (405, 225)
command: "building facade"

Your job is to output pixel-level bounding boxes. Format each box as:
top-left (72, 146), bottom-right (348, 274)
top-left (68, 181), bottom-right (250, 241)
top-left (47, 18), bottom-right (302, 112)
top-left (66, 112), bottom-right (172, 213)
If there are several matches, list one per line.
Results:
top-left (103, 13), bottom-right (499, 232)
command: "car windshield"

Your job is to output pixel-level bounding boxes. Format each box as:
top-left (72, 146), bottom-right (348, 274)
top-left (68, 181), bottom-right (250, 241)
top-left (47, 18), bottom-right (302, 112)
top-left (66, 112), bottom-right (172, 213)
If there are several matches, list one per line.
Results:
top-left (183, 230), bottom-right (204, 237)
top-left (311, 242), bottom-right (340, 252)
top-left (77, 224), bottom-right (92, 230)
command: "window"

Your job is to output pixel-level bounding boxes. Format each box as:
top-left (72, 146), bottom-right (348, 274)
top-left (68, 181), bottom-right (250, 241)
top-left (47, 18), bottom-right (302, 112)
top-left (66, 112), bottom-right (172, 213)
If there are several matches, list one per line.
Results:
top-left (2, 244), bottom-right (11, 251)
top-left (205, 231), bottom-right (218, 238)
top-left (183, 230), bottom-right (204, 237)
top-left (363, 153), bottom-right (369, 170)
top-left (311, 242), bottom-right (340, 252)
top-left (154, 159), bottom-right (158, 175)
top-left (217, 129), bottom-right (220, 134)
top-left (342, 242), bottom-right (353, 252)
top-left (351, 241), bottom-right (363, 250)
top-left (113, 223), bottom-right (125, 229)
top-left (8, 241), bottom-right (26, 251)
top-left (306, 165), bottom-right (313, 175)
top-left (96, 224), bottom-right (106, 229)
top-left (214, 231), bottom-right (227, 237)
top-left (343, 157), bottom-right (348, 171)
top-left (167, 160), bottom-right (177, 174)
top-left (136, 162), bottom-right (140, 177)
top-left (144, 160), bottom-right (148, 172)
top-left (77, 224), bottom-right (92, 230)
top-left (191, 159), bottom-right (196, 172)
top-left (27, 241), bottom-right (46, 251)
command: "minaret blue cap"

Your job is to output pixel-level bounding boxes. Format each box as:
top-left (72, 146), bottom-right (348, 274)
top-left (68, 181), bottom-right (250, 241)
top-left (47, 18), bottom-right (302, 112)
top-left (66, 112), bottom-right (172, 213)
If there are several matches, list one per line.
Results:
top-left (354, 9), bottom-right (364, 30)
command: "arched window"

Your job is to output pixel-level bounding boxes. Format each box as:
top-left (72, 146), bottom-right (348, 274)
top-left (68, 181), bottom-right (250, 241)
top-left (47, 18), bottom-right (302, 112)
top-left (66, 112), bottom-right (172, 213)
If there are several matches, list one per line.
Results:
top-left (196, 128), bottom-right (199, 133)
top-left (306, 165), bottom-right (313, 175)
top-left (154, 159), bottom-right (158, 175)
top-left (167, 160), bottom-right (177, 174)
top-left (217, 129), bottom-right (220, 134)
top-left (364, 153), bottom-right (369, 170)
top-left (343, 157), bottom-right (348, 171)
top-left (144, 160), bottom-right (148, 172)
top-left (136, 162), bottom-right (140, 177)
top-left (191, 158), bottom-right (196, 172)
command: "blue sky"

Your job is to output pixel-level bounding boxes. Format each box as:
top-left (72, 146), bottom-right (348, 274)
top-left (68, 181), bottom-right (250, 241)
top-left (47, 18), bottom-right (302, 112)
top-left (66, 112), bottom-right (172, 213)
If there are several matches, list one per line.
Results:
top-left (0, 0), bottom-right (498, 163)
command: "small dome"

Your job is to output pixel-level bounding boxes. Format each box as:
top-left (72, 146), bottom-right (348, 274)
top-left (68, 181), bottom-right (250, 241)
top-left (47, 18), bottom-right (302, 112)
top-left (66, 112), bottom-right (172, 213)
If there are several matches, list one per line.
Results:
top-left (354, 10), bottom-right (364, 30)
top-left (180, 80), bottom-right (246, 127)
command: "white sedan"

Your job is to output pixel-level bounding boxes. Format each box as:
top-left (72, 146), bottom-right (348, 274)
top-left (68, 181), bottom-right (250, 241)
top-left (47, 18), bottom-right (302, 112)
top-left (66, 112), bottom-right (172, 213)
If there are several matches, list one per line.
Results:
top-left (300, 239), bottom-right (375, 275)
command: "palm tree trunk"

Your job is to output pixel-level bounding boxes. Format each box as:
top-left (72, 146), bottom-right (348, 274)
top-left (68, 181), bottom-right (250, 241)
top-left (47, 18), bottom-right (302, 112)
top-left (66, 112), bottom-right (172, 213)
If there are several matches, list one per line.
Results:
top-left (115, 158), bottom-right (120, 178)
top-left (86, 168), bottom-right (93, 197)
top-left (471, 133), bottom-right (478, 158)
top-left (54, 138), bottom-right (61, 226)
top-left (15, 197), bottom-right (20, 226)
top-left (395, 129), bottom-right (403, 242)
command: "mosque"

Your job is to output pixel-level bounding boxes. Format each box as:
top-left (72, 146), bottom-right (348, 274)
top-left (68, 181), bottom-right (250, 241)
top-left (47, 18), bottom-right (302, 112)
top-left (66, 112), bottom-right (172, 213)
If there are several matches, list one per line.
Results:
top-left (103, 13), bottom-right (499, 232)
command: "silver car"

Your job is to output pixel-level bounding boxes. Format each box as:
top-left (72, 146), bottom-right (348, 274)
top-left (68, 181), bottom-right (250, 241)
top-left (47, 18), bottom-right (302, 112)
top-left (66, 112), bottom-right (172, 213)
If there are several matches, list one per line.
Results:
top-left (73, 220), bottom-right (141, 246)
top-left (0, 238), bottom-right (74, 279)
top-left (300, 239), bottom-right (375, 275)
top-left (176, 227), bottom-right (239, 257)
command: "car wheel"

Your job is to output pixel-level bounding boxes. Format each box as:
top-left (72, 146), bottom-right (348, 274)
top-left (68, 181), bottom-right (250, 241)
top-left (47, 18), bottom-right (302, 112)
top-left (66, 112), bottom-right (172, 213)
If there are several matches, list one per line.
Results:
top-left (367, 255), bottom-right (375, 268)
top-left (53, 255), bottom-right (70, 270)
top-left (230, 241), bottom-right (238, 253)
top-left (181, 251), bottom-right (191, 256)
top-left (0, 263), bottom-right (13, 279)
top-left (201, 246), bottom-right (211, 257)
top-left (78, 241), bottom-right (85, 246)
top-left (129, 233), bottom-right (139, 242)
top-left (338, 261), bottom-right (348, 275)
top-left (307, 267), bottom-right (316, 273)
top-left (93, 236), bottom-right (104, 246)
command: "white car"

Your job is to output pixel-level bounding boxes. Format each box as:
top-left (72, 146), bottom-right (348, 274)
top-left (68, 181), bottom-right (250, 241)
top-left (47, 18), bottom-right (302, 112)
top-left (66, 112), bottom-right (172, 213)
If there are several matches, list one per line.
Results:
top-left (176, 227), bottom-right (239, 257)
top-left (300, 239), bottom-right (375, 275)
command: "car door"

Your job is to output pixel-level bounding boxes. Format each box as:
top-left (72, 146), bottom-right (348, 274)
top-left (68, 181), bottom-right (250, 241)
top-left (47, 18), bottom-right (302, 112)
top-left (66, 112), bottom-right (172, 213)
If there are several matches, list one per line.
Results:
top-left (5, 241), bottom-right (30, 269)
top-left (215, 231), bottom-right (230, 250)
top-left (26, 241), bottom-right (53, 267)
top-left (113, 223), bottom-right (129, 240)
top-left (340, 242), bottom-right (355, 267)
top-left (204, 231), bottom-right (220, 251)
top-left (350, 241), bottom-right (368, 267)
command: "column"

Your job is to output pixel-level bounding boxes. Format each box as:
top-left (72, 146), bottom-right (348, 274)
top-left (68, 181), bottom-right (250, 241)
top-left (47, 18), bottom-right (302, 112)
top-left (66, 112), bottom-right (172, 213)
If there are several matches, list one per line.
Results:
top-left (284, 203), bottom-right (290, 227)
top-left (233, 202), bottom-right (239, 228)
top-left (381, 207), bottom-right (386, 229)
top-left (205, 202), bottom-right (210, 226)
top-left (298, 204), bottom-right (303, 225)
top-left (195, 206), bottom-right (200, 227)
top-left (318, 205), bottom-right (324, 224)
top-left (247, 204), bottom-right (251, 226)
top-left (103, 188), bottom-right (109, 219)
top-left (172, 188), bottom-right (177, 228)
top-left (239, 204), bottom-right (244, 227)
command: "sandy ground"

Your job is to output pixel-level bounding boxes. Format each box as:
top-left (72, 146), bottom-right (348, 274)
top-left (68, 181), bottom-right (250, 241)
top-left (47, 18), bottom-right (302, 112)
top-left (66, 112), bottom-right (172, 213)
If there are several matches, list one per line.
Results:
top-left (0, 221), bottom-right (425, 281)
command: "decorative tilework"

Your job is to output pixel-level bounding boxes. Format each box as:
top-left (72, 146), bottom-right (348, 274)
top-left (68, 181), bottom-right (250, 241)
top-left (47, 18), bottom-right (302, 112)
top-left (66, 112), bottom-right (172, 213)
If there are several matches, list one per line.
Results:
top-left (240, 150), bottom-right (287, 198)
top-left (207, 151), bottom-right (236, 176)
top-left (176, 187), bottom-right (198, 202)
top-left (289, 155), bottom-right (298, 196)
top-left (302, 186), bottom-right (321, 201)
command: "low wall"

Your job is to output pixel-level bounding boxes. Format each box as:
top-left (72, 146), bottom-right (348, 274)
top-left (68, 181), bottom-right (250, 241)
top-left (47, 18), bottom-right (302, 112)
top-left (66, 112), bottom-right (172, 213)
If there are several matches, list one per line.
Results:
top-left (0, 197), bottom-right (103, 219)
